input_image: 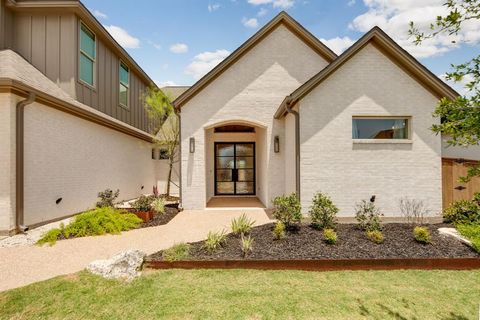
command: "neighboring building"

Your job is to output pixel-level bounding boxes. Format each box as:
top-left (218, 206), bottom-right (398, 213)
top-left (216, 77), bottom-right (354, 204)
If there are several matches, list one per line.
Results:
top-left (175, 12), bottom-right (479, 216)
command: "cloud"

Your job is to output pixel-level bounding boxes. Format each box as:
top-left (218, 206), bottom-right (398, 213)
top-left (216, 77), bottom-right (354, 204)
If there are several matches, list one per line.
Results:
top-left (185, 49), bottom-right (231, 80)
top-left (320, 36), bottom-right (355, 54)
top-left (347, 0), bottom-right (355, 6)
top-left (439, 73), bottom-right (474, 96)
top-left (104, 25), bottom-right (140, 49)
top-left (208, 3), bottom-right (221, 12)
top-left (170, 43), bottom-right (189, 54)
top-left (242, 17), bottom-right (259, 28)
top-left (257, 8), bottom-right (268, 16)
top-left (347, 0), bottom-right (480, 58)
top-left (247, 0), bottom-right (295, 9)
top-left (155, 80), bottom-right (177, 88)
top-left (91, 9), bottom-right (108, 19)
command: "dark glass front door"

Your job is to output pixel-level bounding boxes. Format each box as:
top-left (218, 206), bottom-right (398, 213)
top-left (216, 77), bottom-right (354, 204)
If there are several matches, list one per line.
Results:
top-left (215, 142), bottom-right (255, 195)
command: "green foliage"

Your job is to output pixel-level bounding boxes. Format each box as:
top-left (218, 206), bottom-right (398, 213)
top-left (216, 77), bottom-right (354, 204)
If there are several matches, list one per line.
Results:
top-left (151, 198), bottom-right (166, 214)
top-left (96, 189), bottom-right (119, 208)
top-left (355, 200), bottom-right (383, 231)
top-left (272, 193), bottom-right (302, 228)
top-left (162, 243), bottom-right (190, 262)
top-left (272, 221), bottom-right (286, 240)
top-left (131, 195), bottom-right (153, 212)
top-left (456, 223), bottom-right (480, 252)
top-left (309, 192), bottom-right (338, 230)
top-left (231, 213), bottom-right (255, 236)
top-left (240, 235), bottom-right (254, 257)
top-left (366, 230), bottom-right (384, 244)
top-left (443, 199), bottom-right (480, 224)
top-left (204, 230), bottom-right (227, 252)
top-left (413, 227), bottom-right (431, 244)
top-left (37, 207), bottom-right (142, 246)
top-left (323, 228), bottom-right (337, 245)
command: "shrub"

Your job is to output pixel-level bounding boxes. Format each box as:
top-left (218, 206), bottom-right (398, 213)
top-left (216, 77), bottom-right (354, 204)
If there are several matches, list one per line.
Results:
top-left (151, 198), bottom-right (166, 214)
top-left (37, 207), bottom-right (142, 246)
top-left (413, 226), bottom-right (431, 244)
top-left (231, 213), bottom-right (255, 236)
top-left (399, 197), bottom-right (428, 225)
top-left (309, 192), bottom-right (338, 230)
top-left (240, 235), bottom-right (254, 257)
top-left (443, 199), bottom-right (480, 224)
top-left (162, 243), bottom-right (190, 262)
top-left (323, 228), bottom-right (337, 244)
top-left (366, 230), bottom-right (384, 244)
top-left (456, 224), bottom-right (480, 253)
top-left (36, 228), bottom-right (63, 246)
top-left (272, 221), bottom-right (286, 240)
top-left (272, 193), bottom-right (302, 228)
top-left (131, 195), bottom-right (153, 212)
top-left (204, 230), bottom-right (227, 252)
top-left (474, 192), bottom-right (480, 206)
top-left (96, 189), bottom-right (120, 208)
top-left (355, 200), bottom-right (383, 231)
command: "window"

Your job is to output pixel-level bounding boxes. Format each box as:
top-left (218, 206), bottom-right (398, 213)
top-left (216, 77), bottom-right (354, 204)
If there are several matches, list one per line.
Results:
top-left (79, 23), bottom-right (95, 86)
top-left (352, 117), bottom-right (410, 140)
top-left (119, 62), bottom-right (129, 108)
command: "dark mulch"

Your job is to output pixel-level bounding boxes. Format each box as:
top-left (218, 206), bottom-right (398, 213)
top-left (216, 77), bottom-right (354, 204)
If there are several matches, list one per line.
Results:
top-left (148, 223), bottom-right (479, 261)
top-left (139, 206), bottom-right (179, 228)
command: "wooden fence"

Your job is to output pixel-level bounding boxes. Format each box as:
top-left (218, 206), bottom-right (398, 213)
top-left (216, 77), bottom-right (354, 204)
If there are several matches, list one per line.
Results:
top-left (442, 158), bottom-right (480, 208)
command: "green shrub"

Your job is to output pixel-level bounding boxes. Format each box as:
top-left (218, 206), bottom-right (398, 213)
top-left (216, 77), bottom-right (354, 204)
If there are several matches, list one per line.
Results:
top-left (231, 213), bottom-right (255, 236)
top-left (131, 195), bottom-right (153, 212)
top-left (37, 207), bottom-right (142, 246)
top-left (96, 189), bottom-right (119, 208)
top-left (272, 221), bottom-right (286, 240)
top-left (309, 192), bottom-right (338, 230)
top-left (413, 226), bottom-right (431, 244)
top-left (366, 230), bottom-right (384, 244)
top-left (443, 199), bottom-right (480, 224)
top-left (323, 228), bottom-right (337, 244)
top-left (272, 193), bottom-right (302, 228)
top-left (240, 235), bottom-right (254, 257)
top-left (355, 200), bottom-right (383, 231)
top-left (456, 224), bottom-right (480, 253)
top-left (36, 228), bottom-right (63, 246)
top-left (204, 230), bottom-right (227, 252)
top-left (162, 243), bottom-right (190, 262)
top-left (151, 198), bottom-right (166, 214)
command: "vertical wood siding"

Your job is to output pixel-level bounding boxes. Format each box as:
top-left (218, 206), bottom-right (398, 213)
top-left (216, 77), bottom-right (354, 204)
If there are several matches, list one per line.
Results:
top-left (442, 158), bottom-right (480, 208)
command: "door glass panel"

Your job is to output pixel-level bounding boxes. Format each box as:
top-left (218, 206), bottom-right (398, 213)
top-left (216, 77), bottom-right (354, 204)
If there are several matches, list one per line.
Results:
top-left (216, 144), bottom-right (234, 157)
top-left (216, 157), bottom-right (234, 169)
top-left (217, 182), bottom-right (234, 194)
top-left (237, 169), bottom-right (254, 182)
top-left (236, 144), bottom-right (254, 156)
top-left (236, 157), bottom-right (254, 169)
top-left (216, 169), bottom-right (232, 182)
top-left (236, 182), bottom-right (254, 194)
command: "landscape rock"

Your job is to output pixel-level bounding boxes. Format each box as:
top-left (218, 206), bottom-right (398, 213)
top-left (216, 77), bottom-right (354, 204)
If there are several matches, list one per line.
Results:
top-left (87, 250), bottom-right (146, 281)
top-left (438, 228), bottom-right (473, 247)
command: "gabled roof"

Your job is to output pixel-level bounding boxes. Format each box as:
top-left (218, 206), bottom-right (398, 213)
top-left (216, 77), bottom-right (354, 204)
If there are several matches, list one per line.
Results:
top-left (173, 11), bottom-right (338, 109)
top-left (274, 26), bottom-right (459, 119)
top-left (162, 86), bottom-right (191, 100)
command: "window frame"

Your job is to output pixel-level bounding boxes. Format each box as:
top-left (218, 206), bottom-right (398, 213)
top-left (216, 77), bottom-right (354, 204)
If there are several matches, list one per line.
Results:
top-left (78, 21), bottom-right (96, 88)
top-left (352, 116), bottom-right (412, 143)
top-left (119, 60), bottom-right (130, 109)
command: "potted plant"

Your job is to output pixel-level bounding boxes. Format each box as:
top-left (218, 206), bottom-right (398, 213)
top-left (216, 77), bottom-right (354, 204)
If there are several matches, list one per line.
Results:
top-left (131, 195), bottom-right (154, 222)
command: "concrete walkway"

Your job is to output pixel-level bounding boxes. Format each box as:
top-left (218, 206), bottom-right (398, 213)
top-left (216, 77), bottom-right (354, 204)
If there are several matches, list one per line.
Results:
top-left (0, 209), bottom-right (272, 292)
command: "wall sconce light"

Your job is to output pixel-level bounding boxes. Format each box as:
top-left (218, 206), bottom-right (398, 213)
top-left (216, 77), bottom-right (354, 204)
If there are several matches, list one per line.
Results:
top-left (55, 197), bottom-right (63, 205)
top-left (151, 148), bottom-right (156, 160)
top-left (274, 135), bottom-right (280, 153)
top-left (189, 137), bottom-right (195, 153)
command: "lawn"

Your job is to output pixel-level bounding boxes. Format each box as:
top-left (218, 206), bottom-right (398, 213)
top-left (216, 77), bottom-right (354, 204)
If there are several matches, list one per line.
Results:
top-left (1, 269), bottom-right (479, 319)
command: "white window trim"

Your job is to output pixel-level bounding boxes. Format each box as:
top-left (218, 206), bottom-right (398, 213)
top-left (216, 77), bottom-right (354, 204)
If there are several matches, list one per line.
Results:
top-left (119, 60), bottom-right (130, 109)
top-left (352, 116), bottom-right (412, 143)
top-left (78, 21), bottom-right (96, 89)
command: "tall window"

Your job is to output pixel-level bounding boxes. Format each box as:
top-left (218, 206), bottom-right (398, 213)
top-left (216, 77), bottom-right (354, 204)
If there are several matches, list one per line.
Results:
top-left (79, 23), bottom-right (95, 86)
top-left (119, 62), bottom-right (129, 108)
top-left (352, 117), bottom-right (410, 139)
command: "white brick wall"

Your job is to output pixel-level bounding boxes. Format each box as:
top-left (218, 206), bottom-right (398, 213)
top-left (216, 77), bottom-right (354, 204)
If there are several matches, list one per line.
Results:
top-left (299, 43), bottom-right (443, 217)
top-left (180, 24), bottom-right (329, 209)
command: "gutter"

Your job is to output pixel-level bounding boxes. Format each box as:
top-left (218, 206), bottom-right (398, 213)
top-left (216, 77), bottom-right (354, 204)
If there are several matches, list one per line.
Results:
top-left (16, 91), bottom-right (36, 233)
top-left (285, 97), bottom-right (301, 200)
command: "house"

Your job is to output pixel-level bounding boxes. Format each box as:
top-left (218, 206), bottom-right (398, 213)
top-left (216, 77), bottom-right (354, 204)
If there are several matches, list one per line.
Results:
top-left (175, 11), bottom-right (480, 216)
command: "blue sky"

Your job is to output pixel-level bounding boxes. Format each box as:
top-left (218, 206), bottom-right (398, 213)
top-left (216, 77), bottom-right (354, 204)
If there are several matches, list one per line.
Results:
top-left (82, 0), bottom-right (480, 91)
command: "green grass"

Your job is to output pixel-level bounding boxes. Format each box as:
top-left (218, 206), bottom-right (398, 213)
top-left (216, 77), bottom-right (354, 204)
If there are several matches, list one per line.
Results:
top-left (457, 224), bottom-right (480, 252)
top-left (1, 269), bottom-right (479, 319)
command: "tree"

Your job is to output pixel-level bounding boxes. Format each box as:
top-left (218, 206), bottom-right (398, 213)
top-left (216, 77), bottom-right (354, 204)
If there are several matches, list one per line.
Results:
top-left (409, 0), bottom-right (480, 182)
top-left (144, 87), bottom-right (180, 196)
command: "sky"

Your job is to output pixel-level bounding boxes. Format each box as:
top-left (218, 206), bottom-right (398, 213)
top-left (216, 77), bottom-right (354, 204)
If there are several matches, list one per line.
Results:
top-left (82, 0), bottom-right (480, 93)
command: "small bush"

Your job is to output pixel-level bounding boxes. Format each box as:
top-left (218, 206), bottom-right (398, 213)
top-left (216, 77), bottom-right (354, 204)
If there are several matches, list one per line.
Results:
top-left (456, 223), bottom-right (480, 253)
top-left (272, 193), bottom-right (302, 228)
top-left (163, 243), bottom-right (190, 262)
top-left (309, 192), bottom-right (338, 230)
top-left (443, 199), bottom-right (480, 224)
top-left (366, 230), bottom-right (384, 244)
top-left (272, 221), bottom-right (286, 240)
top-left (131, 195), bottom-right (153, 212)
top-left (323, 228), bottom-right (337, 244)
top-left (399, 197), bottom-right (428, 225)
top-left (240, 235), bottom-right (254, 257)
top-left (36, 228), bottom-right (63, 246)
top-left (413, 226), bottom-right (431, 244)
top-left (96, 189), bottom-right (120, 208)
top-left (204, 230), bottom-right (227, 252)
top-left (355, 200), bottom-right (383, 231)
top-left (151, 198), bottom-right (166, 214)
top-left (231, 213), bottom-right (255, 236)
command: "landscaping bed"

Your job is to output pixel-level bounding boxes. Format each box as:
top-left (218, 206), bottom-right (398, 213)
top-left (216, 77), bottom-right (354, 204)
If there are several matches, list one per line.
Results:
top-left (138, 205), bottom-right (179, 228)
top-left (148, 223), bottom-right (479, 262)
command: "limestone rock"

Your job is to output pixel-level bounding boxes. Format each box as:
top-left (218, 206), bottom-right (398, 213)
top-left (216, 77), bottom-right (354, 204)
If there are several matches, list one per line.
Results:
top-left (87, 250), bottom-right (146, 281)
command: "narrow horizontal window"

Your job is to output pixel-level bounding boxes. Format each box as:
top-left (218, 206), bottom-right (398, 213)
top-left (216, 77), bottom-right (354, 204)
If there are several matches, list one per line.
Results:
top-left (352, 118), bottom-right (409, 139)
top-left (79, 23), bottom-right (95, 86)
top-left (119, 62), bottom-right (129, 108)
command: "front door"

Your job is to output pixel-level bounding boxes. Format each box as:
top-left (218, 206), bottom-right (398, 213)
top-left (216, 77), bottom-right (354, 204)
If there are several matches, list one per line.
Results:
top-left (215, 142), bottom-right (255, 195)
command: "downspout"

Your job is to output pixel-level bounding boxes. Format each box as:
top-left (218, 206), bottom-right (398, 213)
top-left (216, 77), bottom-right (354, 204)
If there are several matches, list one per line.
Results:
top-left (16, 91), bottom-right (36, 233)
top-left (285, 98), bottom-right (300, 200)
top-left (176, 106), bottom-right (183, 210)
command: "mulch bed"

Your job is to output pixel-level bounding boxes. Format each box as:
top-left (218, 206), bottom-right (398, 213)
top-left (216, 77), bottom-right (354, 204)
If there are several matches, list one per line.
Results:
top-left (138, 206), bottom-right (179, 228)
top-left (148, 223), bottom-right (478, 261)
